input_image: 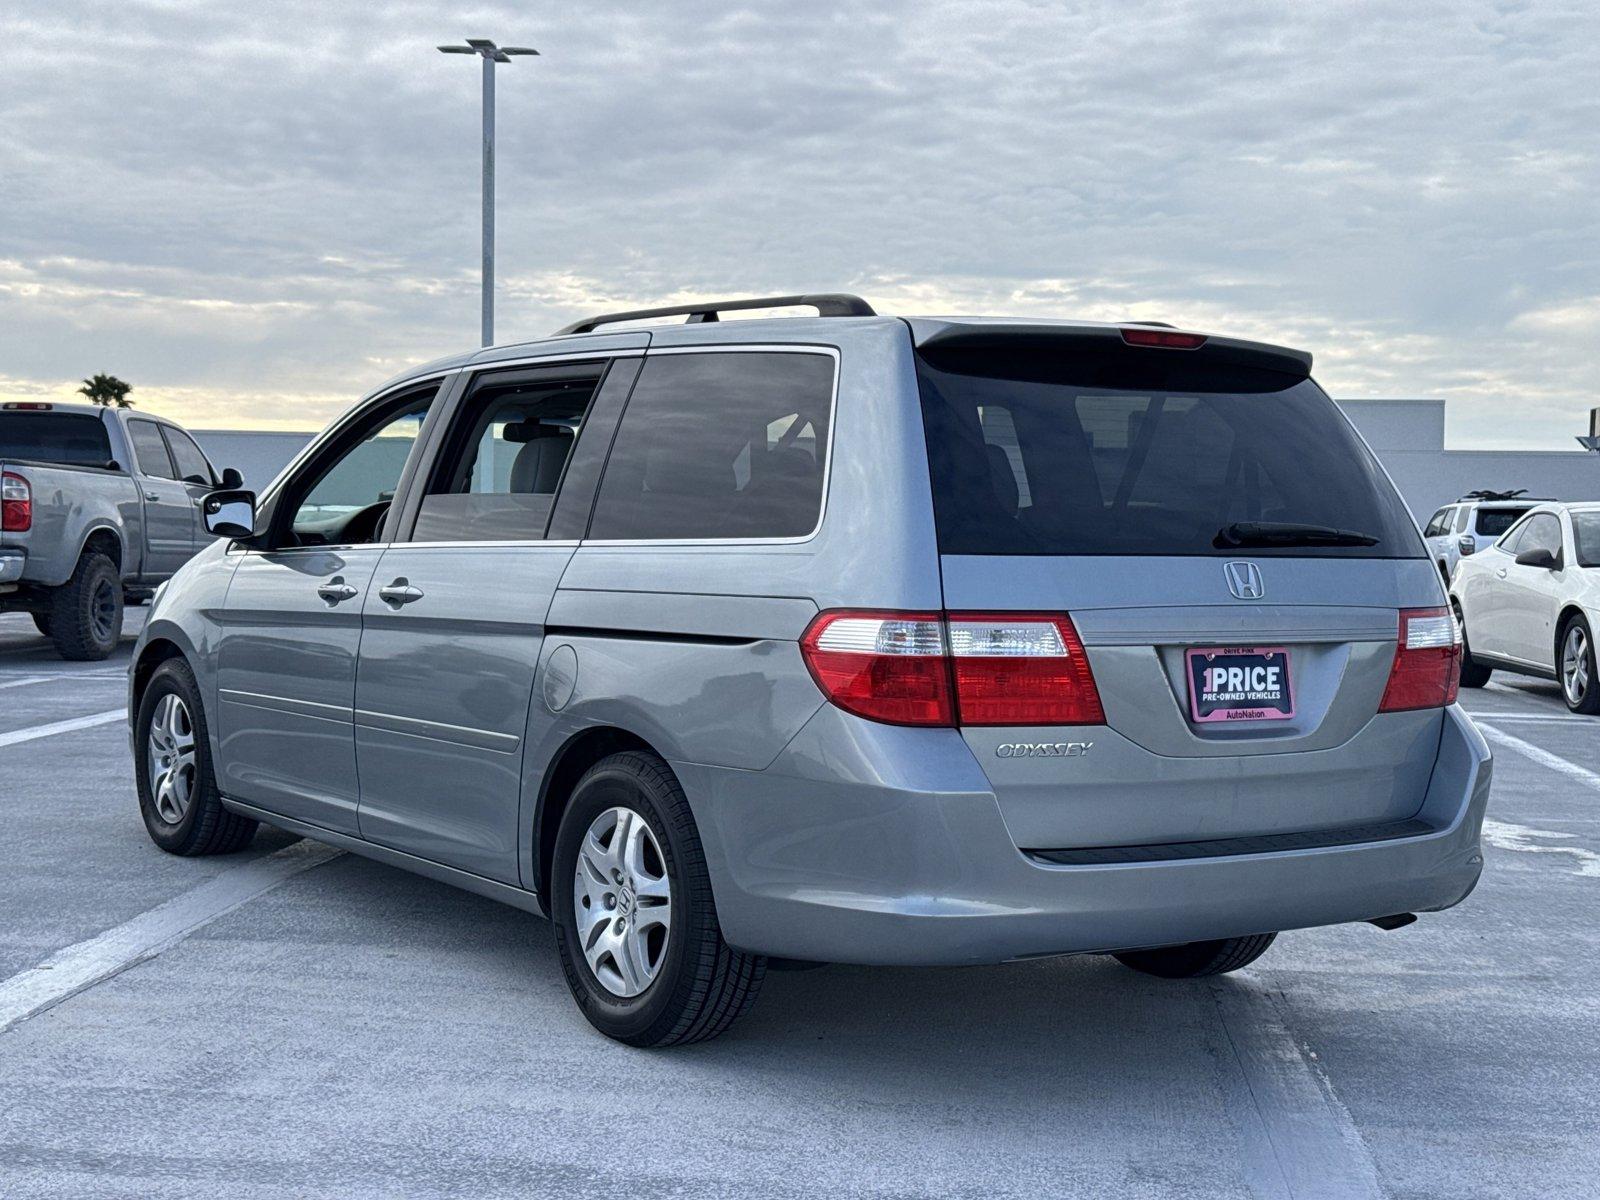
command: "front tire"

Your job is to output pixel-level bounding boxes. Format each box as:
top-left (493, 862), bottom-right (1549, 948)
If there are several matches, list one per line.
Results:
top-left (49, 551), bottom-right (122, 661)
top-left (552, 751), bottom-right (765, 1047)
top-left (1113, 933), bottom-right (1277, 978)
top-left (31, 611), bottom-right (52, 638)
top-left (1559, 615), bottom-right (1600, 714)
top-left (135, 658), bottom-right (258, 855)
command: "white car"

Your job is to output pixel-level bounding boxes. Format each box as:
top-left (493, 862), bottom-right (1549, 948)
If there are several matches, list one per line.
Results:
top-left (1451, 501), bottom-right (1600, 713)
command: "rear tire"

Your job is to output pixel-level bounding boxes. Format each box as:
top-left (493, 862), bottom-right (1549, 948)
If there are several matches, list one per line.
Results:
top-left (1455, 601), bottom-right (1492, 689)
top-left (31, 611), bottom-right (51, 638)
top-left (552, 751), bottom-right (765, 1047)
top-left (1558, 614), bottom-right (1600, 715)
top-left (49, 552), bottom-right (122, 661)
top-left (135, 658), bottom-right (258, 855)
top-left (1113, 933), bottom-right (1276, 978)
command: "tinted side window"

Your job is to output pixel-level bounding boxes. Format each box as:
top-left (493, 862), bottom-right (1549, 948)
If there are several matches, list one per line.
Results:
top-left (128, 420), bottom-right (176, 479)
top-left (161, 427), bottom-right (213, 484)
top-left (412, 365), bottom-right (606, 543)
top-left (1497, 517), bottom-right (1531, 554)
top-left (1424, 508), bottom-right (1450, 537)
top-left (1453, 506), bottom-right (1471, 533)
top-left (588, 351), bottom-right (835, 541)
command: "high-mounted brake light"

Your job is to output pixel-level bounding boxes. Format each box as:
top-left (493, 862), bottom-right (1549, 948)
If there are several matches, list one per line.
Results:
top-left (1120, 327), bottom-right (1207, 350)
top-left (1379, 607), bottom-right (1460, 712)
top-left (800, 610), bottom-right (1104, 727)
top-left (1, 402), bottom-right (53, 411)
top-left (1, 471), bottom-right (31, 532)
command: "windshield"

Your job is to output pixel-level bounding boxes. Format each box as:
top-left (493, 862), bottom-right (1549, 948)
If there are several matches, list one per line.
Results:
top-left (915, 345), bottom-right (1422, 557)
top-left (1572, 513), bottom-right (1600, 567)
top-left (0, 413), bottom-right (114, 467)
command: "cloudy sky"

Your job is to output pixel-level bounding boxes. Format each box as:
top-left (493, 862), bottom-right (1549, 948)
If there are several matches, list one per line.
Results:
top-left (2, 1), bottom-right (1596, 445)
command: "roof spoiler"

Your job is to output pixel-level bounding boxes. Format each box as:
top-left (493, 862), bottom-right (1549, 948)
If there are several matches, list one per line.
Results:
top-left (912, 321), bottom-right (1313, 380)
top-left (554, 293), bottom-right (876, 337)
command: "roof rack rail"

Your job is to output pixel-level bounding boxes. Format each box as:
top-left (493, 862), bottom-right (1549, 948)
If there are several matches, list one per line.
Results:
top-left (553, 293), bottom-right (876, 337)
top-left (1459, 489), bottom-right (1535, 502)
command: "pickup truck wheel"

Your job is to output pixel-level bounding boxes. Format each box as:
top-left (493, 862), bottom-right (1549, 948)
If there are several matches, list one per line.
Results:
top-left (31, 612), bottom-right (51, 638)
top-left (552, 751), bottom-right (766, 1047)
top-left (48, 552), bottom-right (122, 661)
top-left (1113, 933), bottom-right (1277, 978)
top-left (135, 658), bottom-right (258, 855)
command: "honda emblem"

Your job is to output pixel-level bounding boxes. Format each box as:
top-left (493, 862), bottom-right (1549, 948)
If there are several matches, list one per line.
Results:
top-left (1224, 561), bottom-right (1264, 600)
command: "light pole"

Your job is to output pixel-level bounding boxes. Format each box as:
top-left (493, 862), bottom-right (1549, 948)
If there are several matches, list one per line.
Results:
top-left (438, 38), bottom-right (539, 346)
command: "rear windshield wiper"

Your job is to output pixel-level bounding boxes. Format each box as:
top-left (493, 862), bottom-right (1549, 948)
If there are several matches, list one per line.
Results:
top-left (1214, 521), bottom-right (1380, 549)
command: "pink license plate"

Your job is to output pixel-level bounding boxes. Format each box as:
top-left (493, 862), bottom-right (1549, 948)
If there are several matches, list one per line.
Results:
top-left (1186, 646), bottom-right (1294, 723)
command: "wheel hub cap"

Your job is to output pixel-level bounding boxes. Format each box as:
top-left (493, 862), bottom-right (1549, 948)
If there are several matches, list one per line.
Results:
top-left (572, 806), bottom-right (672, 998)
top-left (1564, 627), bottom-right (1589, 704)
top-left (146, 693), bottom-right (197, 825)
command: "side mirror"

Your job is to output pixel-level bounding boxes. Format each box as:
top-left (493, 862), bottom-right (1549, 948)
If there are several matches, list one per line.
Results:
top-left (203, 488), bottom-right (258, 542)
top-left (219, 467), bottom-right (244, 490)
top-left (1515, 547), bottom-right (1560, 570)
top-left (1457, 535), bottom-right (1475, 556)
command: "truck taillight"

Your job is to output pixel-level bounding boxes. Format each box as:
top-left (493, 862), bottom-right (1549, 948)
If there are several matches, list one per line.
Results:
top-left (1379, 607), bottom-right (1460, 712)
top-left (1, 472), bottom-right (30, 532)
top-left (800, 611), bottom-right (1104, 727)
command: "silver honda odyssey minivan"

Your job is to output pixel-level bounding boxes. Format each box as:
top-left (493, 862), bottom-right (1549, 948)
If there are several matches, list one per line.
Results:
top-left (128, 294), bottom-right (1492, 1045)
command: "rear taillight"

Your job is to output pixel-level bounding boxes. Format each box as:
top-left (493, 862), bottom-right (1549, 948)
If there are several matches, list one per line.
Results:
top-left (799, 610), bottom-right (1103, 728)
top-left (1, 472), bottom-right (30, 532)
top-left (947, 613), bottom-right (1104, 725)
top-left (799, 611), bottom-right (952, 726)
top-left (1379, 607), bottom-right (1460, 712)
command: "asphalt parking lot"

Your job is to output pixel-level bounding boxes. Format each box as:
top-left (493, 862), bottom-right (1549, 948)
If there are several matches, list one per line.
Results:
top-left (1, 611), bottom-right (1596, 1199)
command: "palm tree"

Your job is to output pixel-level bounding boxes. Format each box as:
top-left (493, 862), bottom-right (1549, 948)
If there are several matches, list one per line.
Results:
top-left (77, 374), bottom-right (134, 408)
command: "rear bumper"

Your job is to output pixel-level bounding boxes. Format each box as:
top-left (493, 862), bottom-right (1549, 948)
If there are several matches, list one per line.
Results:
top-left (677, 704), bottom-right (1490, 966)
top-left (0, 549), bottom-right (24, 584)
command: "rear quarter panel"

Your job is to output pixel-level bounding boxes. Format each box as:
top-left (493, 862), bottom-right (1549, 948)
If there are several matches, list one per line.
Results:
top-left (0, 461), bottom-right (141, 586)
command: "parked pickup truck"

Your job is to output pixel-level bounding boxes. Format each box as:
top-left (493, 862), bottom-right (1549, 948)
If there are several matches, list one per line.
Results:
top-left (0, 402), bottom-right (240, 660)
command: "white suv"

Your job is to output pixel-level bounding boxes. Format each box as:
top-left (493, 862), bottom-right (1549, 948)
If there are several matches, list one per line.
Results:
top-left (1423, 492), bottom-right (1543, 584)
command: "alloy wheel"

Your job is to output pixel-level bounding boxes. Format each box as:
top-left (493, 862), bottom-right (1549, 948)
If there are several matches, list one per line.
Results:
top-left (1563, 625), bottom-right (1590, 707)
top-left (147, 693), bottom-right (197, 825)
top-left (572, 806), bottom-right (673, 998)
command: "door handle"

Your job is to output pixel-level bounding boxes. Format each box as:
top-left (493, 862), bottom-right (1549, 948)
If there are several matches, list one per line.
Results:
top-left (144, 490), bottom-right (161, 502)
top-left (316, 577), bottom-right (360, 605)
top-left (1496, 568), bottom-right (1507, 579)
top-left (379, 578), bottom-right (424, 607)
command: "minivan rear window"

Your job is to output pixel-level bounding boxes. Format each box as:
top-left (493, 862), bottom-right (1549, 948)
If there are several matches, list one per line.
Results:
top-left (0, 413), bottom-right (114, 468)
top-left (915, 345), bottom-right (1423, 558)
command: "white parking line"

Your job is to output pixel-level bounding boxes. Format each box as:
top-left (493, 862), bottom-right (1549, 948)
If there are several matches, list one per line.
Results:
top-left (0, 671), bottom-right (125, 690)
top-left (1481, 819), bottom-right (1600, 878)
top-left (1475, 722), bottom-right (1600, 795)
top-left (0, 708), bottom-right (127, 749)
top-left (0, 840), bottom-right (344, 1034)
top-left (1212, 979), bottom-right (1384, 1199)
top-left (1469, 711), bottom-right (1591, 724)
